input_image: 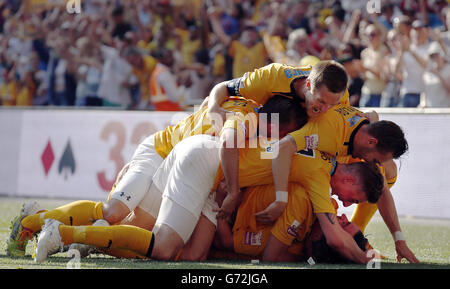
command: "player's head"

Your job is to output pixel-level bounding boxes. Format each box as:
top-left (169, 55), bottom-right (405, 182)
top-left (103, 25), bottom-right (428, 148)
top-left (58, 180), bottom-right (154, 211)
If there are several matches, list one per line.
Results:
top-left (307, 214), bottom-right (369, 263)
top-left (353, 120), bottom-right (408, 164)
top-left (330, 161), bottom-right (384, 207)
top-left (300, 60), bottom-right (348, 118)
top-left (258, 95), bottom-right (308, 138)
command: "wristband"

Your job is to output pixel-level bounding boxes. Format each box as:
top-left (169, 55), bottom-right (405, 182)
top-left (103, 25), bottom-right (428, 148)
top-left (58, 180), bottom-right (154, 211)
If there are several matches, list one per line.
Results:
top-left (393, 231), bottom-right (405, 242)
top-left (276, 191), bottom-right (288, 203)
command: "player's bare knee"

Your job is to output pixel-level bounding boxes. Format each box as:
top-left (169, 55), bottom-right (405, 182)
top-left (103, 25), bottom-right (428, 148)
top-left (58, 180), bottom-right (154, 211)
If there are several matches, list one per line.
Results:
top-left (152, 224), bottom-right (185, 260)
top-left (102, 200), bottom-right (130, 224)
top-left (152, 242), bottom-right (179, 261)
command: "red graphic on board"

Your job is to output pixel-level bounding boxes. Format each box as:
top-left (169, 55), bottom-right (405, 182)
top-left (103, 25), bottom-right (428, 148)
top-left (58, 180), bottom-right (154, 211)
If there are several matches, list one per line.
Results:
top-left (41, 140), bottom-right (55, 176)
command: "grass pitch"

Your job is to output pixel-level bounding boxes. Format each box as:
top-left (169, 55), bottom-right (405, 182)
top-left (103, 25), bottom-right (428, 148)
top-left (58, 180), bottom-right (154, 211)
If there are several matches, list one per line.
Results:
top-left (0, 197), bottom-right (449, 269)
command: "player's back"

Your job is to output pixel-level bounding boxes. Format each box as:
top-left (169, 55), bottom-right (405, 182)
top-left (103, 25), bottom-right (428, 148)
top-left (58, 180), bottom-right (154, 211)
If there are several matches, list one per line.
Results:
top-left (289, 104), bottom-right (369, 157)
top-left (154, 97), bottom-right (259, 158)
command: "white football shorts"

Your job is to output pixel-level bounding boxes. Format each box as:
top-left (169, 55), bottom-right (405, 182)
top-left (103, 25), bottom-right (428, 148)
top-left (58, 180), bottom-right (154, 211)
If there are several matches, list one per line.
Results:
top-left (110, 133), bottom-right (164, 211)
top-left (153, 134), bottom-right (221, 243)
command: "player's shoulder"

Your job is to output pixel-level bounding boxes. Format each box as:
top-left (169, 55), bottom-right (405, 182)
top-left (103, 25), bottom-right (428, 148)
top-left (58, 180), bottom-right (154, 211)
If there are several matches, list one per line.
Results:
top-left (294, 149), bottom-right (336, 169)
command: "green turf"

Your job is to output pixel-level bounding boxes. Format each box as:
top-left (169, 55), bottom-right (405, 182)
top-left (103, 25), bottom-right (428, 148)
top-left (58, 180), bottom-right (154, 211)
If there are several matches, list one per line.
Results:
top-left (0, 197), bottom-right (449, 269)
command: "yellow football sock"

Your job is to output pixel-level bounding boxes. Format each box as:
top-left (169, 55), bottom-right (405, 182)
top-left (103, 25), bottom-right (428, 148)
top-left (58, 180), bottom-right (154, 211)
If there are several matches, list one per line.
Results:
top-left (99, 248), bottom-right (147, 259)
top-left (350, 202), bottom-right (379, 233)
top-left (21, 200), bottom-right (104, 233)
top-left (59, 225), bottom-right (154, 258)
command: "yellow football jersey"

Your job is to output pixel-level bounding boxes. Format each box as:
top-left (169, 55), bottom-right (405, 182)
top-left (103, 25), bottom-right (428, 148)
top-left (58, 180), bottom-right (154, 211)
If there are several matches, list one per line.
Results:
top-left (289, 104), bottom-right (370, 157)
top-left (232, 183), bottom-right (314, 257)
top-left (228, 63), bottom-right (350, 106)
top-left (214, 144), bottom-right (337, 214)
top-left (153, 97), bottom-right (259, 158)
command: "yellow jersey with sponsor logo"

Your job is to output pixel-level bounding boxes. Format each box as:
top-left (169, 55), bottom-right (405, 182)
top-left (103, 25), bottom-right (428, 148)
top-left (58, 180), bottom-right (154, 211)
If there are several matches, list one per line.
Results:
top-left (229, 62), bottom-right (349, 106)
top-left (214, 144), bottom-right (337, 214)
top-left (153, 97), bottom-right (260, 159)
top-left (288, 104), bottom-right (369, 157)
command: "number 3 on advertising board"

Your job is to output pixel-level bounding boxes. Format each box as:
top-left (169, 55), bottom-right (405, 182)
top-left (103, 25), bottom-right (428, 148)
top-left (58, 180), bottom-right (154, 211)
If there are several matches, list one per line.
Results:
top-left (97, 121), bottom-right (156, 191)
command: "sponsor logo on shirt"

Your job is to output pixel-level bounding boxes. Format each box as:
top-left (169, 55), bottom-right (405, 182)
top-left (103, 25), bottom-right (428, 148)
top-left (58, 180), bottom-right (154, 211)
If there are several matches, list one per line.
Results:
top-left (244, 230), bottom-right (263, 246)
top-left (283, 69), bottom-right (310, 79)
top-left (287, 220), bottom-right (301, 237)
top-left (304, 134), bottom-right (319, 150)
top-left (346, 115), bottom-right (362, 127)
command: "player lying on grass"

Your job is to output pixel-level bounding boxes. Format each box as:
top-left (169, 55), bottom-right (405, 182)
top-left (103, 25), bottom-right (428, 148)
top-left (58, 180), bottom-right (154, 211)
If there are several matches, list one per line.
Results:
top-left (7, 94), bottom-right (306, 257)
top-left (204, 60), bottom-right (418, 263)
top-left (34, 133), bottom-right (384, 263)
top-left (211, 183), bottom-right (370, 264)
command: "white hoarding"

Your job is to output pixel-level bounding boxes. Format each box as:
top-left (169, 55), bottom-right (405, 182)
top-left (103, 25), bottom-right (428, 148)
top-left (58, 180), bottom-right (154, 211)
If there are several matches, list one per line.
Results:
top-left (1, 108), bottom-right (449, 219)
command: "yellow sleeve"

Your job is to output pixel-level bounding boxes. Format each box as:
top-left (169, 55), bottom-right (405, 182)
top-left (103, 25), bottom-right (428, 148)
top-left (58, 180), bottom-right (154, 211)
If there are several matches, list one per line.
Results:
top-left (289, 156), bottom-right (335, 214)
top-left (238, 63), bottom-right (283, 104)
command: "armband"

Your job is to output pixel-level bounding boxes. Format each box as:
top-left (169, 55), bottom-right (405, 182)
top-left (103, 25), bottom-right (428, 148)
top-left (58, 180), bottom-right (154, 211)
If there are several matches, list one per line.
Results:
top-left (276, 191), bottom-right (288, 203)
top-left (393, 231), bottom-right (405, 242)
top-left (226, 78), bottom-right (243, 96)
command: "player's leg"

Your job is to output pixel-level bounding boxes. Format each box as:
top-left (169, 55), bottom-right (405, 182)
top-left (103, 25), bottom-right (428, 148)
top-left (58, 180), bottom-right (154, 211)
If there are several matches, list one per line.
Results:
top-left (177, 215), bottom-right (216, 261)
top-left (350, 202), bottom-right (379, 233)
top-left (119, 181), bottom-right (163, 230)
top-left (103, 133), bottom-right (163, 224)
top-left (7, 200), bottom-right (104, 257)
top-left (21, 200), bottom-right (104, 233)
top-left (178, 192), bottom-right (219, 261)
top-left (150, 135), bottom-right (221, 260)
top-left (35, 219), bottom-right (155, 262)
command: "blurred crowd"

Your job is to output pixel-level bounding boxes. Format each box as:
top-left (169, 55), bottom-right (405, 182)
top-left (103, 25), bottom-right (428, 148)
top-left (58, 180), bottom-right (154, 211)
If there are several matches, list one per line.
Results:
top-left (1, 0), bottom-right (450, 110)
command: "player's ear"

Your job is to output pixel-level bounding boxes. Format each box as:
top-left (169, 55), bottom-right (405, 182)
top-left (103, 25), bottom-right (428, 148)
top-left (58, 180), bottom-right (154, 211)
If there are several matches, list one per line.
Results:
top-left (368, 136), bottom-right (378, 146)
top-left (305, 78), bottom-right (311, 90)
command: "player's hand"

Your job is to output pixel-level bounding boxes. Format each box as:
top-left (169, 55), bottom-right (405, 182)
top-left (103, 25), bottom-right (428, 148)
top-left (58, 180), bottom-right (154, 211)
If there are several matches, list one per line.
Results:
top-left (395, 240), bottom-right (420, 263)
top-left (254, 201), bottom-right (287, 225)
top-left (215, 192), bottom-right (240, 219)
top-left (356, 110), bottom-right (379, 123)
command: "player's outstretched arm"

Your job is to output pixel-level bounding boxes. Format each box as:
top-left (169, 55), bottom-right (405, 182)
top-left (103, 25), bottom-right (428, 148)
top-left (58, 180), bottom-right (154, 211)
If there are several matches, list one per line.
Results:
top-left (216, 128), bottom-right (242, 219)
top-left (207, 81), bottom-right (232, 120)
top-left (317, 213), bottom-right (371, 264)
top-left (255, 135), bottom-right (297, 224)
top-left (377, 182), bottom-right (420, 263)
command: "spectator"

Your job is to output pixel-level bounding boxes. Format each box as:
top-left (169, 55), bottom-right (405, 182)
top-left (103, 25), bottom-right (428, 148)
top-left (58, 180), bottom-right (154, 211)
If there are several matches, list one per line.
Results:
top-left (285, 28), bottom-right (319, 65)
top-left (399, 20), bottom-right (430, 107)
top-left (73, 37), bottom-right (102, 106)
top-left (360, 24), bottom-right (389, 107)
top-left (382, 29), bottom-right (404, 107)
top-left (0, 0), bottom-right (448, 110)
top-left (287, 0), bottom-right (311, 34)
top-left (110, 5), bottom-right (133, 40)
top-left (338, 55), bottom-right (364, 107)
top-left (423, 42), bottom-right (450, 107)
top-left (97, 40), bottom-right (136, 108)
top-left (149, 48), bottom-right (183, 111)
top-left (124, 47), bottom-right (157, 109)
top-left (0, 66), bottom-right (17, 106)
